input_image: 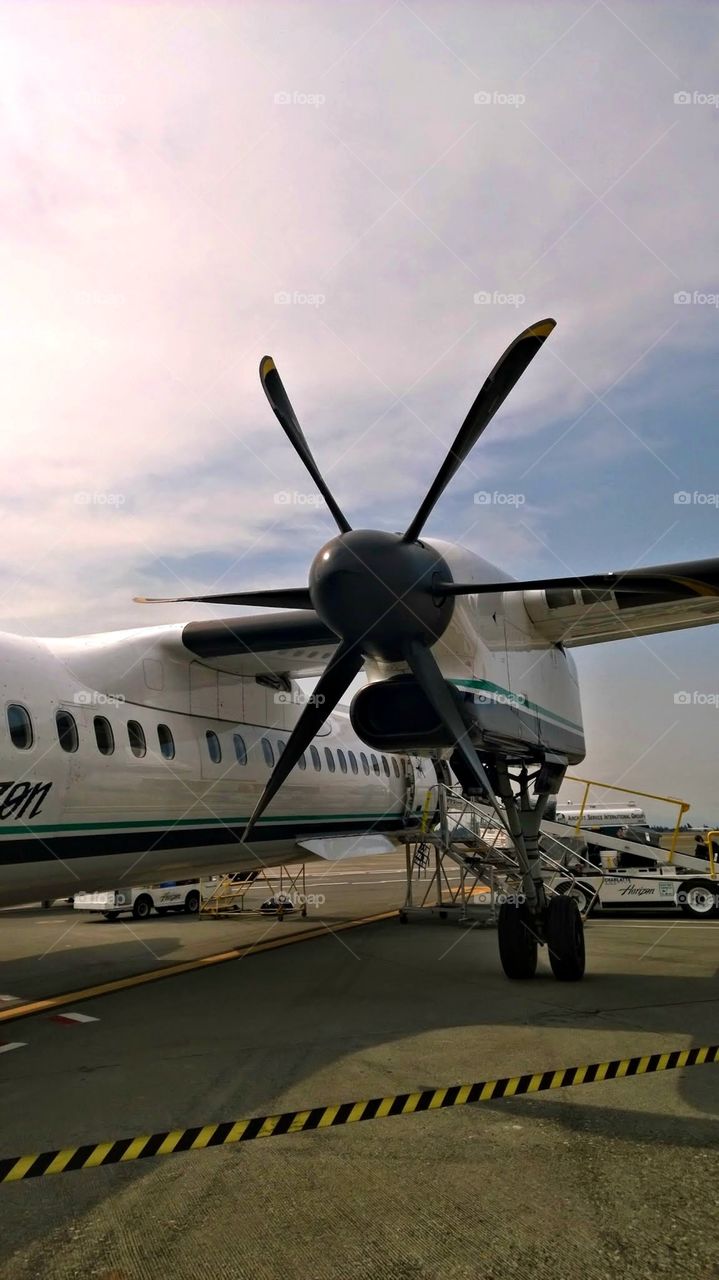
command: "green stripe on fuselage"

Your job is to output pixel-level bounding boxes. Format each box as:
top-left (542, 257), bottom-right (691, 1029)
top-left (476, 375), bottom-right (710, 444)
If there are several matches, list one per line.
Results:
top-left (450, 678), bottom-right (583, 734)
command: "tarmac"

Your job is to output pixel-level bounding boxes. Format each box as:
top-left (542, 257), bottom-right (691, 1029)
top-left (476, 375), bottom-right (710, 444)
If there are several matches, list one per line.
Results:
top-left (0, 851), bottom-right (717, 1279)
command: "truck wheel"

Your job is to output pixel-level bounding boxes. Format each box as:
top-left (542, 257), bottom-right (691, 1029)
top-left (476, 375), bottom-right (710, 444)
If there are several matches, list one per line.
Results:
top-left (184, 890), bottom-right (201, 915)
top-left (132, 895), bottom-right (153, 920)
top-left (102, 911), bottom-right (120, 922)
top-left (556, 879), bottom-right (596, 917)
top-left (545, 895), bottom-right (585, 981)
top-left (497, 903), bottom-right (538, 979)
top-left (679, 881), bottom-right (719, 918)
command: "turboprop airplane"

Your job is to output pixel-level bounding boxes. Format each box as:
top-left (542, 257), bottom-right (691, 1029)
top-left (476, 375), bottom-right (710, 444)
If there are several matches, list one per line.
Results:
top-left (2, 317), bottom-right (719, 983)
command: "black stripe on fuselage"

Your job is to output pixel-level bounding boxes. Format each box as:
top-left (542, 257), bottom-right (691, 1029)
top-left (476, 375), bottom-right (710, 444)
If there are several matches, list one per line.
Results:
top-left (0, 816), bottom-right (407, 867)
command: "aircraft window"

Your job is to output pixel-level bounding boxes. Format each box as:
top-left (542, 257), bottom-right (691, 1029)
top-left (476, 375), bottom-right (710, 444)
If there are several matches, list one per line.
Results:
top-left (382, 756), bottom-right (390, 778)
top-left (360, 752), bottom-right (370, 776)
top-left (157, 724), bottom-right (175, 760)
top-left (127, 720), bottom-right (146, 758)
top-left (337, 748), bottom-right (348, 774)
top-left (348, 750), bottom-right (358, 775)
top-left (56, 710), bottom-right (79, 753)
top-left (93, 716), bottom-right (114, 756)
top-left (392, 758), bottom-right (400, 778)
top-left (324, 747), bottom-right (336, 773)
top-left (298, 752), bottom-right (307, 770)
top-left (206, 730), bottom-right (222, 764)
top-left (7, 704), bottom-right (33, 750)
top-left (261, 737), bottom-right (274, 768)
top-left (278, 739), bottom-right (286, 755)
top-left (310, 745), bottom-right (321, 771)
top-left (233, 733), bottom-right (247, 765)
top-left (371, 754), bottom-right (380, 776)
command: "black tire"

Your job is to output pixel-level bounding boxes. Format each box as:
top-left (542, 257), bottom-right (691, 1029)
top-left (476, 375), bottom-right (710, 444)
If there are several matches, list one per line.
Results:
top-left (102, 911), bottom-right (120, 922)
top-left (545, 895), bottom-right (586, 981)
top-left (497, 903), bottom-right (538, 979)
top-left (184, 890), bottom-right (201, 915)
top-left (678, 880), bottom-right (719, 918)
top-left (132, 896), bottom-right (153, 921)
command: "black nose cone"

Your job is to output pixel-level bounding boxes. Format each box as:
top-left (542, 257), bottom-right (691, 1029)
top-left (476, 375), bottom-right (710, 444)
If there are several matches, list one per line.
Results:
top-left (309, 530), bottom-right (454, 659)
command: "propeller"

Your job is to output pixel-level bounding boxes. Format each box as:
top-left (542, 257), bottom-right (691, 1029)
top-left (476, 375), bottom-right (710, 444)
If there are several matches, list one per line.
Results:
top-left (137, 318), bottom-right (556, 839)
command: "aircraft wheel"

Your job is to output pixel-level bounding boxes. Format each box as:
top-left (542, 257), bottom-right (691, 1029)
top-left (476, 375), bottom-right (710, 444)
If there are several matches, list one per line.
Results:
top-left (679, 881), bottom-right (719, 918)
top-left (497, 903), bottom-right (538, 979)
top-left (545, 895), bottom-right (586, 981)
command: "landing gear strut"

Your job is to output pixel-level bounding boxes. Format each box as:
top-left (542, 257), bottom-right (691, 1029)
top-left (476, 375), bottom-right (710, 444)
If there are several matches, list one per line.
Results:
top-left (492, 758), bottom-right (586, 982)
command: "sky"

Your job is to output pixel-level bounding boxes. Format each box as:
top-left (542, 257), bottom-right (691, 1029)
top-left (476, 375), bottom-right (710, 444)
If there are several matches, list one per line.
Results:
top-left (1, 0), bottom-right (719, 821)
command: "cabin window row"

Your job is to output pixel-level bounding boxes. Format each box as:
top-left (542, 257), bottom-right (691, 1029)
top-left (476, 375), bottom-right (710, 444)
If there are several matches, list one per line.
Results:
top-left (4, 703), bottom-right (403, 779)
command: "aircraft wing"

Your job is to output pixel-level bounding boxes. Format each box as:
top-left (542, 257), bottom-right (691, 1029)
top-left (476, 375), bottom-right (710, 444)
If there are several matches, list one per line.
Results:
top-left (181, 610), bottom-right (341, 676)
top-left (522, 556), bottom-right (719, 648)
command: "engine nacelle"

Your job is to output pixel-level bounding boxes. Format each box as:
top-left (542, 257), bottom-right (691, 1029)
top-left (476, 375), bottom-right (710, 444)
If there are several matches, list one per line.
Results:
top-left (350, 675), bottom-right (467, 752)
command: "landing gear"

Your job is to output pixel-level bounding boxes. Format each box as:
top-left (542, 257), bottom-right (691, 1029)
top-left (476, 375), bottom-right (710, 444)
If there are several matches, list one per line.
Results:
top-left (545, 895), bottom-right (585, 981)
top-left (497, 902), bottom-right (538, 979)
top-left (491, 757), bottom-right (587, 982)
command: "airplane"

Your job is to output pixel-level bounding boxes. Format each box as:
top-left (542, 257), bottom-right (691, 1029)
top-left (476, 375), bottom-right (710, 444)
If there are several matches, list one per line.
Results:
top-left (2, 317), bottom-right (719, 984)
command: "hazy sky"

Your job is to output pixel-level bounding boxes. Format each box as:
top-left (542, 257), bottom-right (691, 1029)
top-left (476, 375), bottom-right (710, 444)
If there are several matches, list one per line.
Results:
top-left (2, 1), bottom-right (719, 820)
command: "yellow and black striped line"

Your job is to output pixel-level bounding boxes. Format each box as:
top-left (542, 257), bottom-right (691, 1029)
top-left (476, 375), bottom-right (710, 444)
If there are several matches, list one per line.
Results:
top-left (1, 1043), bottom-right (717, 1184)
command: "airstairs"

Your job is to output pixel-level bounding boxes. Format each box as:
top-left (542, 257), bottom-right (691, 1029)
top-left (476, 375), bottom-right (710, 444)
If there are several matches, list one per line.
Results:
top-left (400, 777), bottom-right (710, 927)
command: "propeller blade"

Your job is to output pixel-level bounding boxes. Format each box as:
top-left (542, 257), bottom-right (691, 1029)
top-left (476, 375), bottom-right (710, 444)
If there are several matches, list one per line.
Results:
top-left (242, 638), bottom-right (364, 841)
top-left (433, 573), bottom-right (703, 600)
top-left (403, 319), bottom-right (555, 543)
top-left (259, 356), bottom-right (352, 534)
top-left (404, 640), bottom-right (508, 832)
top-left (134, 587), bottom-right (314, 609)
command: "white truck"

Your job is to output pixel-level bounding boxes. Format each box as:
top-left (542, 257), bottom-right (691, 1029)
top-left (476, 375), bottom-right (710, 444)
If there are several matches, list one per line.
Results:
top-left (74, 877), bottom-right (215, 921)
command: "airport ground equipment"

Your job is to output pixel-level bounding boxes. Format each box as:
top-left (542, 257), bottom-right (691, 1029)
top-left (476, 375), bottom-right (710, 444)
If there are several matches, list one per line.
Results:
top-left (200, 864), bottom-right (310, 919)
top-left (401, 777), bottom-right (713, 954)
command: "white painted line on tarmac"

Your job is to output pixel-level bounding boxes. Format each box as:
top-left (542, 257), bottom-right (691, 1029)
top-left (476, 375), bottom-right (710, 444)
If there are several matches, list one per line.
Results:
top-left (50, 1011), bottom-right (100, 1025)
top-left (595, 921), bottom-right (719, 929)
top-left (0, 1041), bottom-right (26, 1054)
